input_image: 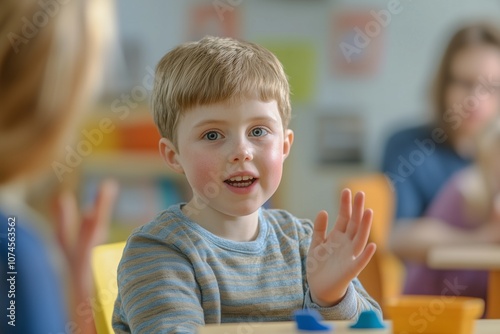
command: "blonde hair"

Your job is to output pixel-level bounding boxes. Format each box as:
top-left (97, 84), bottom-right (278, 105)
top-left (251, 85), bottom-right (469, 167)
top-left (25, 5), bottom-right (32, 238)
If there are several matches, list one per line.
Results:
top-left (0, 0), bottom-right (113, 184)
top-left (151, 36), bottom-right (291, 147)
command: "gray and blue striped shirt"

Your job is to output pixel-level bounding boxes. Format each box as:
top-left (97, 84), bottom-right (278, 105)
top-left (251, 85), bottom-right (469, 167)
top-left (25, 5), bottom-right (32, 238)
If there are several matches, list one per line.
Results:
top-left (112, 204), bottom-right (381, 333)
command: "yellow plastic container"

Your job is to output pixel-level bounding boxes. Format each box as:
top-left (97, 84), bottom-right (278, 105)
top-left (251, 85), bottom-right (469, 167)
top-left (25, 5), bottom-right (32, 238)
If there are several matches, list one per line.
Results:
top-left (385, 295), bottom-right (484, 334)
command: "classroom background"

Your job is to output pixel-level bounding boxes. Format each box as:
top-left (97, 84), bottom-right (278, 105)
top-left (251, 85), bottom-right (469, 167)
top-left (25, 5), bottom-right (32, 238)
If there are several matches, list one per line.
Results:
top-left (40, 0), bottom-right (500, 243)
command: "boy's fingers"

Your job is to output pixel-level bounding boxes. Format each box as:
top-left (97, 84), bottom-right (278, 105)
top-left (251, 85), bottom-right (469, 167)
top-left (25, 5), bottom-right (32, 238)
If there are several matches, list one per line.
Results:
top-left (310, 210), bottom-right (328, 250)
top-left (352, 209), bottom-right (373, 257)
top-left (346, 192), bottom-right (365, 239)
top-left (353, 242), bottom-right (377, 276)
top-left (333, 189), bottom-right (352, 233)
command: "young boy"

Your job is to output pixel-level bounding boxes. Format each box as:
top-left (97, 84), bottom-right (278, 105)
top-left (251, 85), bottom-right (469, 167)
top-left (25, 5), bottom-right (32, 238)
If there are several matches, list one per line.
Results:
top-left (113, 36), bottom-right (381, 333)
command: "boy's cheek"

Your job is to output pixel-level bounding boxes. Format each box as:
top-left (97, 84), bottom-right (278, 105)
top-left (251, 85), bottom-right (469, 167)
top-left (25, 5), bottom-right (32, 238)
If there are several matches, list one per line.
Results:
top-left (270, 164), bottom-right (284, 181)
top-left (263, 157), bottom-right (284, 186)
top-left (185, 156), bottom-right (222, 189)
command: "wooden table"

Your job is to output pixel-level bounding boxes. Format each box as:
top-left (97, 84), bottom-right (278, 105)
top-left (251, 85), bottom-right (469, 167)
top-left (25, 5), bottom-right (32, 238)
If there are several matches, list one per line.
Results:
top-left (428, 245), bottom-right (500, 319)
top-left (198, 319), bottom-right (500, 333)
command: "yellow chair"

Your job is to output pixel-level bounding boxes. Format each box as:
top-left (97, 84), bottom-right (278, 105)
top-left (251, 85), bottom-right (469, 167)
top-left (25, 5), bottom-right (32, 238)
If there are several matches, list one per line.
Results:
top-left (340, 173), bottom-right (405, 317)
top-left (91, 241), bottom-right (126, 334)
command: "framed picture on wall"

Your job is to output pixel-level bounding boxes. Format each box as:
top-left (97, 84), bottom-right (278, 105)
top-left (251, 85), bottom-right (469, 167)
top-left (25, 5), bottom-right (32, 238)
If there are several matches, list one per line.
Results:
top-left (316, 112), bottom-right (364, 164)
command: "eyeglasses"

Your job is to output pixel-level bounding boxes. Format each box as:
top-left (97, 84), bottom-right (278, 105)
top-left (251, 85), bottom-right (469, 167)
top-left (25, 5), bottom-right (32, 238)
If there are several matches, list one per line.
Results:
top-left (448, 75), bottom-right (500, 96)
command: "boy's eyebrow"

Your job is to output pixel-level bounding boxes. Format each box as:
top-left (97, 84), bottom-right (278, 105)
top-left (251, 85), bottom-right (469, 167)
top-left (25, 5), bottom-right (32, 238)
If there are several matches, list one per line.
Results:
top-left (249, 116), bottom-right (280, 123)
top-left (193, 116), bottom-right (279, 129)
top-left (193, 119), bottom-right (228, 129)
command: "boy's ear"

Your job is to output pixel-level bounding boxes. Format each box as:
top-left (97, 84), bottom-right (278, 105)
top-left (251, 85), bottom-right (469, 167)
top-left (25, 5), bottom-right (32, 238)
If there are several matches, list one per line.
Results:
top-left (282, 129), bottom-right (294, 160)
top-left (159, 138), bottom-right (184, 174)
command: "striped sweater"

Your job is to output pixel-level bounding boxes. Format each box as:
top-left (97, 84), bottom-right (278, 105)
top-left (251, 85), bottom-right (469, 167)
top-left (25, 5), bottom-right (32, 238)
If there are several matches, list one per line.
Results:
top-left (112, 204), bottom-right (381, 333)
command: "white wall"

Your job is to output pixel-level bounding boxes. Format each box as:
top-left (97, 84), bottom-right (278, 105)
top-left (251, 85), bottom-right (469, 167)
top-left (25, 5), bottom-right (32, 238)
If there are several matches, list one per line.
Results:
top-left (112, 0), bottom-right (500, 221)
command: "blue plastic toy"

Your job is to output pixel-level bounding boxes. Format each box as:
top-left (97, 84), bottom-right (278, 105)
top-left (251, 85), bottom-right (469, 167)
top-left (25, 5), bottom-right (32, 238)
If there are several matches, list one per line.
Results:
top-left (293, 309), bottom-right (332, 331)
top-left (349, 309), bottom-right (386, 329)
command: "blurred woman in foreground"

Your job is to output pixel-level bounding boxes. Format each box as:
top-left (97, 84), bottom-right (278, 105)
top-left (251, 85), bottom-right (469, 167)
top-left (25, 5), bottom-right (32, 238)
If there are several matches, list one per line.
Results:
top-left (0, 1), bottom-right (116, 332)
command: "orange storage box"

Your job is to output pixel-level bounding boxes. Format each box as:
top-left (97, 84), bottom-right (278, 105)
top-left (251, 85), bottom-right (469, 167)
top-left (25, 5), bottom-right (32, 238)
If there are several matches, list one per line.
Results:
top-left (385, 295), bottom-right (484, 334)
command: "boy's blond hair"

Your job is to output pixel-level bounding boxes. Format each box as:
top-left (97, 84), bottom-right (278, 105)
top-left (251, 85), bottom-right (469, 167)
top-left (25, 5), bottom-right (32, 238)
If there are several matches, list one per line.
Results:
top-left (151, 36), bottom-right (291, 147)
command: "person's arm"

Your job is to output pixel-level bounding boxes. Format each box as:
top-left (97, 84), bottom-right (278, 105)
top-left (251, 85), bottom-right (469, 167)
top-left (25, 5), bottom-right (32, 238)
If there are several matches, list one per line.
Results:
top-left (389, 216), bottom-right (500, 263)
top-left (391, 189), bottom-right (500, 263)
top-left (389, 169), bottom-right (500, 263)
top-left (114, 234), bottom-right (205, 334)
top-left (53, 180), bottom-right (118, 334)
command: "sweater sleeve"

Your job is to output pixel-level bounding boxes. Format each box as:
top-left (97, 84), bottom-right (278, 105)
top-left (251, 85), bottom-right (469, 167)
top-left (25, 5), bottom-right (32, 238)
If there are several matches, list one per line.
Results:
top-left (113, 233), bottom-right (204, 334)
top-left (303, 279), bottom-right (382, 320)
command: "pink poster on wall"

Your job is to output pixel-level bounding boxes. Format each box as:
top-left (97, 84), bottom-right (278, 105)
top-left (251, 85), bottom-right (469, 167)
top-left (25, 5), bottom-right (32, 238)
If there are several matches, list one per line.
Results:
top-left (331, 10), bottom-right (385, 76)
top-left (188, 3), bottom-right (241, 41)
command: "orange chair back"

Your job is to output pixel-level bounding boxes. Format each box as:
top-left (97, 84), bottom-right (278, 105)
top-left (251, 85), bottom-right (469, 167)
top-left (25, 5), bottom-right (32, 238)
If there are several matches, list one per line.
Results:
top-left (340, 173), bottom-right (404, 317)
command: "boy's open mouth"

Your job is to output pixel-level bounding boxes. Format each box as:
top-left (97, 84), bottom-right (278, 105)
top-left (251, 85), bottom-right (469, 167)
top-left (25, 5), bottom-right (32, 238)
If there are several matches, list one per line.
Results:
top-left (224, 176), bottom-right (257, 188)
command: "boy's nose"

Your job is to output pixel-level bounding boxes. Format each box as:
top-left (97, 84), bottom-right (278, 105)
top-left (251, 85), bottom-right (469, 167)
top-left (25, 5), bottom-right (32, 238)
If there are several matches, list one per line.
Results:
top-left (228, 140), bottom-right (253, 162)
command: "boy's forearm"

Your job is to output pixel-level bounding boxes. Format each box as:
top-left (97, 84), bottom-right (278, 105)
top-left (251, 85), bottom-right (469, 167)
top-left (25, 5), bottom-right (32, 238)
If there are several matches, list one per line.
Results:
top-left (309, 286), bottom-right (347, 307)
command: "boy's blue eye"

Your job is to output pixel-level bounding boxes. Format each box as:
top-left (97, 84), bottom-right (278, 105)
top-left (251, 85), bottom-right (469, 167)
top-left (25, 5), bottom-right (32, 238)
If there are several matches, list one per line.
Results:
top-left (250, 128), bottom-right (268, 137)
top-left (203, 131), bottom-right (221, 141)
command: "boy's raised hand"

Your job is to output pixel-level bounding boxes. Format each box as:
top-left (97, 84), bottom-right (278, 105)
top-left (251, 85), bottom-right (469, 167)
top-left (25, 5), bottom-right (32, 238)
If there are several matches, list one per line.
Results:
top-left (306, 189), bottom-right (376, 307)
